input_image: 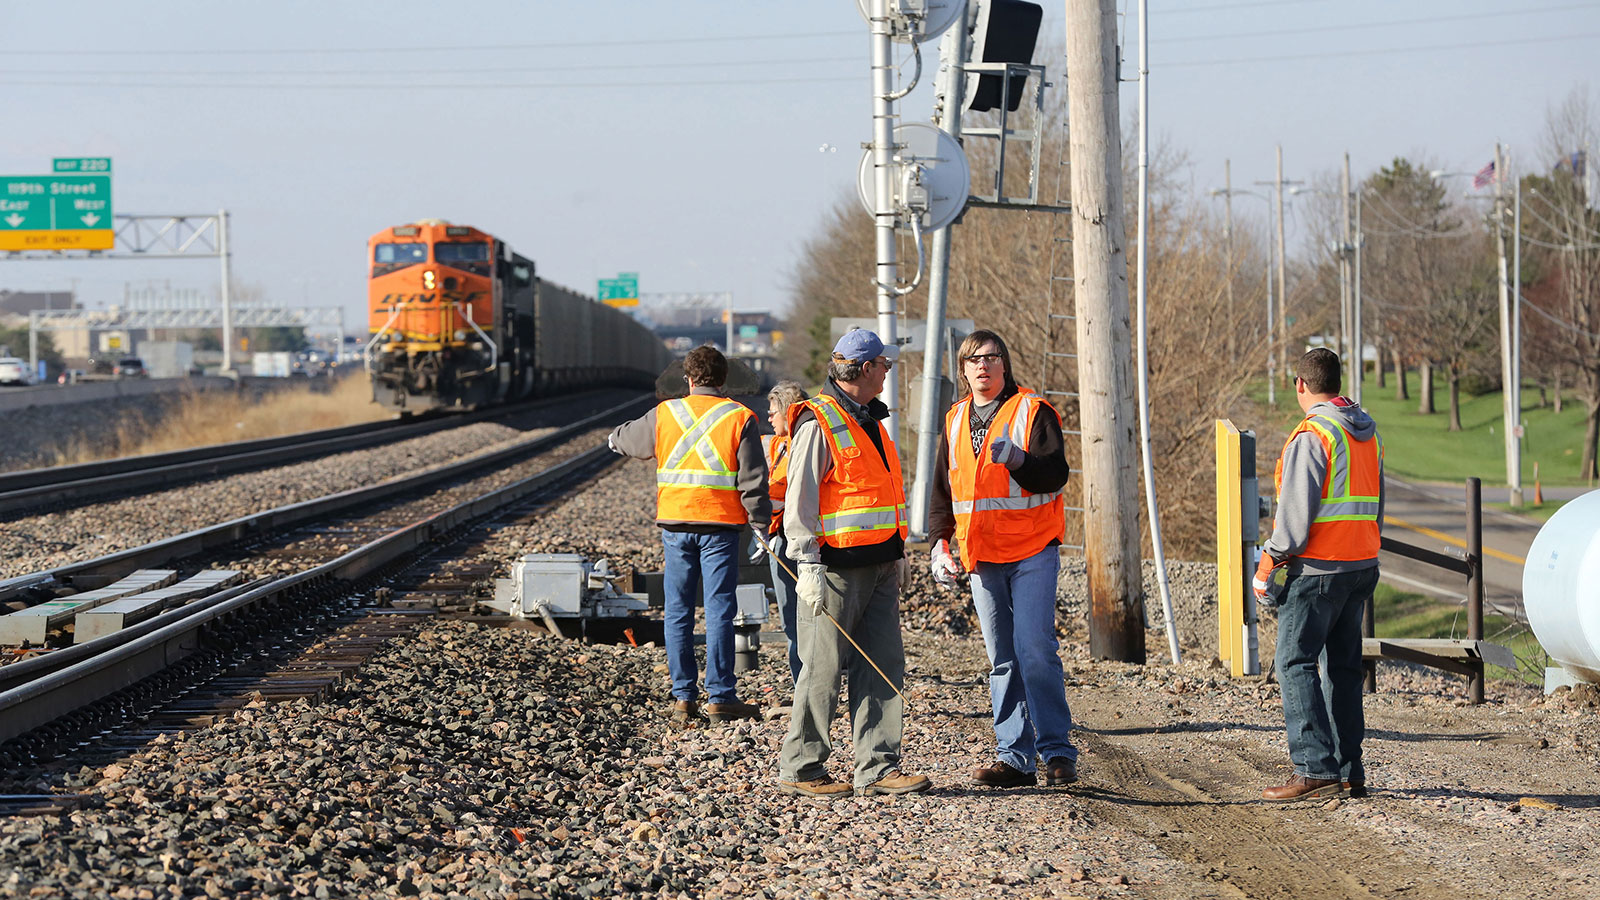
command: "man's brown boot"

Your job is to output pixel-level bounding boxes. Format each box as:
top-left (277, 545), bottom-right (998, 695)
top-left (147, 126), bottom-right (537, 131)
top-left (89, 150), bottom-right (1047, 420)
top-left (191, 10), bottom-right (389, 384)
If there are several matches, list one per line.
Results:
top-left (1262, 774), bottom-right (1345, 802)
top-left (857, 770), bottom-right (932, 796)
top-left (705, 700), bottom-right (760, 723)
top-left (669, 700), bottom-right (702, 725)
top-left (778, 776), bottom-right (853, 800)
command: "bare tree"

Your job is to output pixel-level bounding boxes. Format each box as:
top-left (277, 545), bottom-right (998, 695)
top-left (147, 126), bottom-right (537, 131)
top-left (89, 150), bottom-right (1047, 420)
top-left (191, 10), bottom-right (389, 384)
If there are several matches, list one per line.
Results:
top-left (1525, 87), bottom-right (1600, 477)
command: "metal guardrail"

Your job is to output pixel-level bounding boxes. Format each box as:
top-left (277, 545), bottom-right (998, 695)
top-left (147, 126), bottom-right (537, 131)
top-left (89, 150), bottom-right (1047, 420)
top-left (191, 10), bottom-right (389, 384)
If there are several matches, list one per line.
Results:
top-left (0, 403), bottom-right (637, 745)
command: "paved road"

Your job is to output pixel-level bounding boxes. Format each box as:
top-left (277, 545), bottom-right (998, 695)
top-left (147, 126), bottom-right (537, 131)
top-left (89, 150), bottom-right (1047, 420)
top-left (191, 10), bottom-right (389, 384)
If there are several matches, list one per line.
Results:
top-left (1378, 477), bottom-right (1587, 621)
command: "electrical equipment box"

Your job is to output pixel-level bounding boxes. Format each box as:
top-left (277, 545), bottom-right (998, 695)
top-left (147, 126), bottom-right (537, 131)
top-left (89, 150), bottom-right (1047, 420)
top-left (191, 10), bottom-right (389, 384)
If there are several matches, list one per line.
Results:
top-left (488, 554), bottom-right (649, 620)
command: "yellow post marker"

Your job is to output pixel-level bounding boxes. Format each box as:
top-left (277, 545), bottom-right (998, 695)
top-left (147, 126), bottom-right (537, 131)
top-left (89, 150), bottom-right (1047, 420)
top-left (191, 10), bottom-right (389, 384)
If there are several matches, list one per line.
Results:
top-left (1215, 419), bottom-right (1244, 675)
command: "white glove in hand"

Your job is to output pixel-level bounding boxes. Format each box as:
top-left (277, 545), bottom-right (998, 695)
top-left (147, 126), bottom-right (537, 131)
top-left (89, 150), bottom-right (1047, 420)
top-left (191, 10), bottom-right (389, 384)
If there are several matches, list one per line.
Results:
top-left (606, 433), bottom-right (621, 455)
top-left (747, 528), bottom-right (768, 563)
top-left (797, 562), bottom-right (827, 615)
top-left (989, 438), bottom-right (1026, 470)
top-left (930, 539), bottom-right (963, 589)
top-left (896, 553), bottom-right (909, 587)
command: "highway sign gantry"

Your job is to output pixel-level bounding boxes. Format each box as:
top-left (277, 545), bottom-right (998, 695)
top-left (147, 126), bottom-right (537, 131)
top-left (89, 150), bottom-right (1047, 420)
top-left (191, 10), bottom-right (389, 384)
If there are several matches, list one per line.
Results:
top-left (0, 174), bottom-right (115, 251)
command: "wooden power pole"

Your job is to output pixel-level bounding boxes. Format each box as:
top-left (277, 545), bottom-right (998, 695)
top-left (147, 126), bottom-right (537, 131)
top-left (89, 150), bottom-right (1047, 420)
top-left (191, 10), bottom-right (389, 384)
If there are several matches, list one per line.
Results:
top-left (1066, 0), bottom-right (1145, 663)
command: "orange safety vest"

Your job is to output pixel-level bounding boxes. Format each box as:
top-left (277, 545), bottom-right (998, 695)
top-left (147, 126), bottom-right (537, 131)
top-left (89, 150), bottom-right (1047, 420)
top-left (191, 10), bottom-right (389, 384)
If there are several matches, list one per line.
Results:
top-left (788, 394), bottom-right (908, 549)
top-left (1274, 412), bottom-right (1383, 562)
top-left (765, 434), bottom-right (790, 535)
top-left (654, 395), bottom-right (754, 526)
top-left (945, 387), bottom-right (1065, 569)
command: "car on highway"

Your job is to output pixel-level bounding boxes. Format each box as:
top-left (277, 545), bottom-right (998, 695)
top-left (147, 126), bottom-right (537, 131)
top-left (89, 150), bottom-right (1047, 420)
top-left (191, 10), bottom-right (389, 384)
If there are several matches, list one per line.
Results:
top-left (0, 358), bottom-right (34, 386)
top-left (113, 357), bottom-right (148, 378)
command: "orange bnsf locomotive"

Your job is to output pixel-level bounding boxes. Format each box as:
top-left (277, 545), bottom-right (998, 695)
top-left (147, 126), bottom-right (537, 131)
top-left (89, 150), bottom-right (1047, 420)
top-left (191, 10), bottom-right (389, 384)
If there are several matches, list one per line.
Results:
top-left (365, 220), bottom-right (670, 412)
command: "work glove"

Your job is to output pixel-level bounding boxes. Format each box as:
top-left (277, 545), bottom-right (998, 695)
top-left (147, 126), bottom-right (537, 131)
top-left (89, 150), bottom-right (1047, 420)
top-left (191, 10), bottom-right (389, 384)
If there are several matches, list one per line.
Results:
top-left (930, 539), bottom-right (963, 589)
top-left (896, 552), bottom-right (909, 587)
top-left (606, 433), bottom-right (621, 455)
top-left (989, 437), bottom-right (1026, 470)
top-left (1252, 552), bottom-right (1282, 604)
top-left (797, 562), bottom-right (827, 615)
top-left (747, 527), bottom-right (769, 564)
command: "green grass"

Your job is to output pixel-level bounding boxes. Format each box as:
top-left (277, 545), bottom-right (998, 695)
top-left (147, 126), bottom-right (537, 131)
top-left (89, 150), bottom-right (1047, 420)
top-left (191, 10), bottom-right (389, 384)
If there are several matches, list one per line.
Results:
top-left (1248, 368), bottom-right (1596, 488)
top-left (1373, 582), bottom-right (1547, 684)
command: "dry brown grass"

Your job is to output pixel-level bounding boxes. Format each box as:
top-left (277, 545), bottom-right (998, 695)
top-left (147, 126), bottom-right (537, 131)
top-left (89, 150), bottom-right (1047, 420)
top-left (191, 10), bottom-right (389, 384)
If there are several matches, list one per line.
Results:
top-left (50, 375), bottom-right (390, 466)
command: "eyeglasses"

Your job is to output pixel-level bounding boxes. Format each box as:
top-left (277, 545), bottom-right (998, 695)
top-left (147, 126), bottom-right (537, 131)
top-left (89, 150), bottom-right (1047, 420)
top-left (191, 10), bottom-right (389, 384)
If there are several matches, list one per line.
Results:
top-left (874, 357), bottom-right (894, 371)
top-left (963, 353), bottom-right (1003, 366)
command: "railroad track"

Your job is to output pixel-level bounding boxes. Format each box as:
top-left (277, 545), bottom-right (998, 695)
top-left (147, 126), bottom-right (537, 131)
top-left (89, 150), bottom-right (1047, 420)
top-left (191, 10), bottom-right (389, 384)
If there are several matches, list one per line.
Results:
top-left (0, 393), bottom-right (650, 766)
top-left (0, 393), bottom-right (579, 518)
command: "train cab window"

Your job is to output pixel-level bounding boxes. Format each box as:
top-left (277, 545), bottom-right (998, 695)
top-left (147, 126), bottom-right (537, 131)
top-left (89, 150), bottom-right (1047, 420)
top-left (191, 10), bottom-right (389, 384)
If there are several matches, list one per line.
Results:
top-left (512, 265), bottom-right (533, 288)
top-left (375, 242), bottom-right (428, 264)
top-left (435, 242), bottom-right (490, 263)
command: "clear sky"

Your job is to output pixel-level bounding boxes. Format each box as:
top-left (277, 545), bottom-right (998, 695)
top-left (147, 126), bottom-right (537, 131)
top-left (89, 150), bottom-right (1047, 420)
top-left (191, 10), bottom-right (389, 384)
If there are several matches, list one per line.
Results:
top-left (1, 1), bottom-right (1596, 331)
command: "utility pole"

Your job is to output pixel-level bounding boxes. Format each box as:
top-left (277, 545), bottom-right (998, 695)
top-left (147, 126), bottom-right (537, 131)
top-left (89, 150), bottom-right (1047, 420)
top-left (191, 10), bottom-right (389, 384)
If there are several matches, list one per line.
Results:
top-left (1066, 0), bottom-right (1144, 663)
top-left (1274, 147), bottom-right (1289, 391)
top-left (869, 0), bottom-right (902, 433)
top-left (1340, 153), bottom-right (1353, 384)
top-left (1353, 186), bottom-right (1364, 405)
top-left (1222, 159), bottom-right (1236, 365)
top-left (910, 16), bottom-right (971, 540)
top-left (219, 208), bottom-right (235, 375)
top-left (1492, 144), bottom-right (1522, 505)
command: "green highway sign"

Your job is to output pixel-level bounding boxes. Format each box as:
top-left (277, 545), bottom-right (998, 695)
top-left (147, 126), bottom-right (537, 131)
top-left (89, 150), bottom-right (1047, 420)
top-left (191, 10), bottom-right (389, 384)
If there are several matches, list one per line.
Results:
top-left (52, 157), bottom-right (111, 173)
top-left (0, 174), bottom-right (114, 250)
top-left (598, 271), bottom-right (640, 307)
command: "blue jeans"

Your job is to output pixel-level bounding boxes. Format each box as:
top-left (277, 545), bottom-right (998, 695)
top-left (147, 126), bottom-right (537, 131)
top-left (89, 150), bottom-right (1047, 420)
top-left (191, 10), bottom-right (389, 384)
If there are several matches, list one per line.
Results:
top-left (765, 532), bottom-right (802, 685)
top-left (969, 546), bottom-right (1077, 772)
top-left (1275, 566), bottom-right (1377, 782)
top-left (660, 528), bottom-right (741, 703)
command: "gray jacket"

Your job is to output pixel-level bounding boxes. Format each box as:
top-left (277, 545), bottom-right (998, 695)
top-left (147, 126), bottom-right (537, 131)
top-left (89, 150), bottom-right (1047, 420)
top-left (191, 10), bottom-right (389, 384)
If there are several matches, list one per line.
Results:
top-left (607, 386), bottom-right (771, 531)
top-left (1264, 398), bottom-right (1384, 574)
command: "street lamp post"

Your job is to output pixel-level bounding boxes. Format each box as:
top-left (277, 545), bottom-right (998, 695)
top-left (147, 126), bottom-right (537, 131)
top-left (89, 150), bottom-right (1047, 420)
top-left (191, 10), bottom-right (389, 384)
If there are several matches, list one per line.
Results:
top-left (1210, 184), bottom-right (1276, 406)
top-left (1289, 184), bottom-right (1358, 397)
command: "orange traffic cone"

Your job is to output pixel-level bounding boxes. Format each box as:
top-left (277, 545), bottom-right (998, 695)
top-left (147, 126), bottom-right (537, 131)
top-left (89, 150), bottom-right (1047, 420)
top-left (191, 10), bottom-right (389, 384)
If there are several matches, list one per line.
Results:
top-left (1534, 462), bottom-right (1544, 506)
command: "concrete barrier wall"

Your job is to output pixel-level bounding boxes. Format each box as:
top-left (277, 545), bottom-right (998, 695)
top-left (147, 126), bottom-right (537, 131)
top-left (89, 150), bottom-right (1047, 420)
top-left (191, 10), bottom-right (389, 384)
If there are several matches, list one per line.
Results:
top-left (0, 376), bottom-right (273, 413)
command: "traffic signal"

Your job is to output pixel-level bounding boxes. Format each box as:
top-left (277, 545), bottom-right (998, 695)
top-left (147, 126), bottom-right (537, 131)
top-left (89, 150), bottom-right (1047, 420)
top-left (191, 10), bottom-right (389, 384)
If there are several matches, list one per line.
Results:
top-left (966, 0), bottom-right (1044, 113)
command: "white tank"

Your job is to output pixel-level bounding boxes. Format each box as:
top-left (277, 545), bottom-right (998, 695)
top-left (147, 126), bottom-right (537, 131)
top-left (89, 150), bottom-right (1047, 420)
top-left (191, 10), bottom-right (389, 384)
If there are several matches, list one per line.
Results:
top-left (1523, 490), bottom-right (1600, 683)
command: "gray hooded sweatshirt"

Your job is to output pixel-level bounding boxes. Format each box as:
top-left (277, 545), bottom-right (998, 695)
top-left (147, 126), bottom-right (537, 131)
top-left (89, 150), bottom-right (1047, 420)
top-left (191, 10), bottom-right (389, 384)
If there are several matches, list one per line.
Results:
top-left (1263, 398), bottom-right (1383, 575)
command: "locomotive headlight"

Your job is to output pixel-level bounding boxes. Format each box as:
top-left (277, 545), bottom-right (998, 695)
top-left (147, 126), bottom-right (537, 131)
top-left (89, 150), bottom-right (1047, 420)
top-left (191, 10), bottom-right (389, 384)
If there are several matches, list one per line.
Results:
top-left (422, 269), bottom-right (437, 290)
top-left (453, 330), bottom-right (467, 341)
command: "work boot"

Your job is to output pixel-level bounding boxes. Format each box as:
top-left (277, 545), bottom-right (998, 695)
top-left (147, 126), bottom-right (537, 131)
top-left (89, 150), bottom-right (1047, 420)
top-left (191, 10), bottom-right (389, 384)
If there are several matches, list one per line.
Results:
top-left (1261, 774), bottom-right (1345, 802)
top-left (668, 700), bottom-right (702, 726)
top-left (778, 775), bottom-right (853, 801)
top-left (857, 770), bottom-right (932, 797)
top-left (705, 699), bottom-right (760, 723)
top-left (1043, 756), bottom-right (1079, 787)
top-left (1343, 778), bottom-right (1367, 799)
top-left (973, 760), bottom-right (1036, 788)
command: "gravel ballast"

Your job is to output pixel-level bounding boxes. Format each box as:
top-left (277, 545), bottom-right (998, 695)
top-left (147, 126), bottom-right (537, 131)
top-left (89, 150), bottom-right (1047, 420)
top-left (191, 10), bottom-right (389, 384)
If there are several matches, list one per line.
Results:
top-left (0, 446), bottom-right (1595, 899)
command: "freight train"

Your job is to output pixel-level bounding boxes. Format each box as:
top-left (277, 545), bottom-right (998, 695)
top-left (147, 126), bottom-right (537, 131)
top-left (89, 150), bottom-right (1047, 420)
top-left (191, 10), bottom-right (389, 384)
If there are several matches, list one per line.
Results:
top-left (365, 220), bottom-right (671, 412)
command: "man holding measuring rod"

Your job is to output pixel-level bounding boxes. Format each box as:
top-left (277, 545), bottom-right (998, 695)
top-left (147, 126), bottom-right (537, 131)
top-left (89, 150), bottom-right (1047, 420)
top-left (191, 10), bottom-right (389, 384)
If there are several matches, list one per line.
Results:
top-left (775, 328), bottom-right (931, 800)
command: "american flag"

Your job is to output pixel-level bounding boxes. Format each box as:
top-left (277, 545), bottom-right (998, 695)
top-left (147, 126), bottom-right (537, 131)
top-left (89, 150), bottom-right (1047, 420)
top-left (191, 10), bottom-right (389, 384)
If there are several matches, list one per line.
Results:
top-left (1472, 160), bottom-right (1496, 189)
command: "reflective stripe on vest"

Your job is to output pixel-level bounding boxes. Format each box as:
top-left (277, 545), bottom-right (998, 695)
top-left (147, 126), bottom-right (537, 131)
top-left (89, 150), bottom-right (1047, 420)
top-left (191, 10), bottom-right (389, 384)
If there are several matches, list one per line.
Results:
top-left (657, 398), bottom-right (743, 490)
top-left (767, 434), bottom-right (790, 533)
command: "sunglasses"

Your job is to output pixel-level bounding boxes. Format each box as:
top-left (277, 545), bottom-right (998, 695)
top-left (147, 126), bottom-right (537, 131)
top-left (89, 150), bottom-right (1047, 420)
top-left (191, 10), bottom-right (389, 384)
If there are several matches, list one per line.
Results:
top-left (963, 353), bottom-right (1003, 366)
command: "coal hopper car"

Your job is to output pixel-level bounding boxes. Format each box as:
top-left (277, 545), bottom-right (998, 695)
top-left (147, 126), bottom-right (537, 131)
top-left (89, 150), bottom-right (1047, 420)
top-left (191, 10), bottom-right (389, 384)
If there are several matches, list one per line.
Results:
top-left (365, 220), bottom-right (671, 412)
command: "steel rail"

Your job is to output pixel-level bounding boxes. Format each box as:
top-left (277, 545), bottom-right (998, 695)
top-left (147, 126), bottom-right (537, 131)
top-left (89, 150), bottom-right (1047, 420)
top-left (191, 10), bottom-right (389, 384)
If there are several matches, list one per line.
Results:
top-left (0, 441), bottom-right (618, 745)
top-left (0, 394), bottom-right (651, 604)
top-left (0, 393), bottom-right (580, 517)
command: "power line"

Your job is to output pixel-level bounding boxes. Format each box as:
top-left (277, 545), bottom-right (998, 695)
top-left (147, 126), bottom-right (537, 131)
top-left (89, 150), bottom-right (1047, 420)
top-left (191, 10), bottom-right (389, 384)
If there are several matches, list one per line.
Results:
top-left (2, 31), bottom-right (859, 57)
top-left (0, 75), bottom-right (864, 91)
top-left (0, 56), bottom-right (863, 78)
top-left (1165, 30), bottom-right (1600, 68)
top-left (1154, 3), bottom-right (1596, 44)
top-left (1154, 0), bottom-right (1330, 14)
top-left (1523, 189), bottom-right (1600, 242)
top-left (1521, 292), bottom-right (1600, 339)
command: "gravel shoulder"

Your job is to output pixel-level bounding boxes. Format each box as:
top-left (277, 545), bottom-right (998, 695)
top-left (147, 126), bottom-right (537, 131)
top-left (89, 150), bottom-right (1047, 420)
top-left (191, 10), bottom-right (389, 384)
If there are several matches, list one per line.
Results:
top-left (1, 456), bottom-right (1596, 899)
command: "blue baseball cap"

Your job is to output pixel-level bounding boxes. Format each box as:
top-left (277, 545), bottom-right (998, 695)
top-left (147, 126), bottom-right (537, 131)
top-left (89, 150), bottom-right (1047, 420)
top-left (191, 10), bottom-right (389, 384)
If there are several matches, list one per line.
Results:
top-left (831, 327), bottom-right (899, 364)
